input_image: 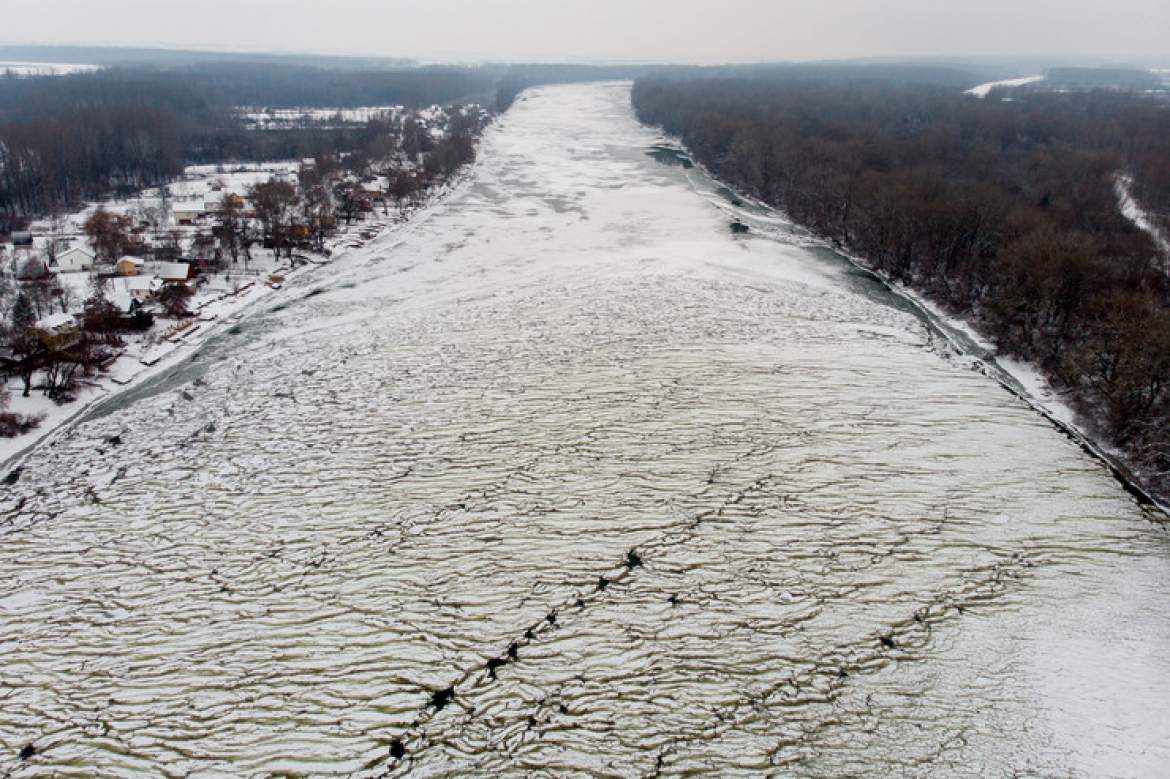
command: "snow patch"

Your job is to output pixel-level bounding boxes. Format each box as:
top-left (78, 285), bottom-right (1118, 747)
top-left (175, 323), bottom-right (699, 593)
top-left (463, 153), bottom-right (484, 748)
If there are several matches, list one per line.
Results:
top-left (1116, 174), bottom-right (1170, 256)
top-left (966, 75), bottom-right (1045, 98)
top-left (0, 61), bottom-right (99, 77)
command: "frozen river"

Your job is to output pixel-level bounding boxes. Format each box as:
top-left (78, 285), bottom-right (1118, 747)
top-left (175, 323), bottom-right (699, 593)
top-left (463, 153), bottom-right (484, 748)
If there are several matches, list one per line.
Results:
top-left (3, 83), bottom-right (1170, 777)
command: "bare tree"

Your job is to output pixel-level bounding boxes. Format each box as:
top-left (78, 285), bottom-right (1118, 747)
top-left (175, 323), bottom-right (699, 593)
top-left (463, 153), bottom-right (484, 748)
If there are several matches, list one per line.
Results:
top-left (84, 208), bottom-right (133, 263)
top-left (248, 179), bottom-right (299, 260)
top-left (157, 284), bottom-right (194, 318)
top-left (212, 193), bottom-right (247, 267)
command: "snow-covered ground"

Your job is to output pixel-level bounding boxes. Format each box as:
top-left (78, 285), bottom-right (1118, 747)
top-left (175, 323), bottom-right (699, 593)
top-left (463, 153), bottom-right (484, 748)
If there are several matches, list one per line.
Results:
top-left (240, 106), bottom-right (405, 129)
top-left (238, 104), bottom-right (455, 130)
top-left (0, 161), bottom-right (300, 460)
top-left (1116, 173), bottom-right (1170, 256)
top-left (0, 61), bottom-right (99, 76)
top-left (965, 74), bottom-right (1046, 98)
top-left (0, 158), bottom-right (456, 465)
top-left (16, 160), bottom-right (304, 269)
top-left (1, 83), bottom-right (1168, 777)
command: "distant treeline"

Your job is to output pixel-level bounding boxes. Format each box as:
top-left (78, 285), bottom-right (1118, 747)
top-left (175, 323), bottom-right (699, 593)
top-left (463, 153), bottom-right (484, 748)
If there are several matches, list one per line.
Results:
top-left (0, 64), bottom-right (496, 123)
top-left (1044, 67), bottom-right (1167, 91)
top-left (494, 61), bottom-right (990, 112)
top-left (632, 75), bottom-right (1170, 496)
top-left (0, 106), bottom-right (185, 224)
top-left (0, 64), bottom-right (503, 232)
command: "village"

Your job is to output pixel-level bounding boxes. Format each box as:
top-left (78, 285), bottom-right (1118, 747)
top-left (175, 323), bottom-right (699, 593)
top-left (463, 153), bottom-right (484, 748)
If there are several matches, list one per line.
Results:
top-left (0, 102), bottom-right (490, 454)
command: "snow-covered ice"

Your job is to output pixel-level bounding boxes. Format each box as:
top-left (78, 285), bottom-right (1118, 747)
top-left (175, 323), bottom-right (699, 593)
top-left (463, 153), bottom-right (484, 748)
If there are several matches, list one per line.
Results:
top-left (1, 83), bottom-right (1168, 777)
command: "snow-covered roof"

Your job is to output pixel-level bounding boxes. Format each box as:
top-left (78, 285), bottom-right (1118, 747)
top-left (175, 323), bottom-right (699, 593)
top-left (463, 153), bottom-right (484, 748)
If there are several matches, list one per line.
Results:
top-left (58, 246), bottom-right (95, 259)
top-left (118, 256), bottom-right (146, 265)
top-left (108, 292), bottom-right (135, 313)
top-left (110, 276), bottom-right (155, 292)
top-left (36, 313), bottom-right (76, 330)
top-left (158, 262), bottom-right (191, 280)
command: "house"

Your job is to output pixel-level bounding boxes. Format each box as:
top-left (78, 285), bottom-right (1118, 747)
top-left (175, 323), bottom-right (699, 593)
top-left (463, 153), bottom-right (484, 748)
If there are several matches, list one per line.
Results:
top-left (362, 181), bottom-right (387, 200)
top-left (109, 275), bottom-right (157, 303)
top-left (204, 192), bottom-right (248, 218)
top-left (115, 256), bottom-right (146, 276)
top-left (11, 231), bottom-right (33, 248)
top-left (158, 261), bottom-right (192, 283)
top-left (53, 246), bottom-right (96, 273)
top-left (173, 203), bottom-right (205, 226)
top-left (109, 292), bottom-right (139, 315)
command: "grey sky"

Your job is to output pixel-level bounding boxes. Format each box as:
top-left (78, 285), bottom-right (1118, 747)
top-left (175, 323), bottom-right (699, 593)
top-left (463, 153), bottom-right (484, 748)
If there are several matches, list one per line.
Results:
top-left (6, 0), bottom-right (1169, 64)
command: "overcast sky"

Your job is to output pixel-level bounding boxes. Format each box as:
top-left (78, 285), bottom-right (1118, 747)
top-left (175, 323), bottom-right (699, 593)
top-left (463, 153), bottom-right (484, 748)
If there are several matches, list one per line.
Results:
top-left (5, 0), bottom-right (1169, 65)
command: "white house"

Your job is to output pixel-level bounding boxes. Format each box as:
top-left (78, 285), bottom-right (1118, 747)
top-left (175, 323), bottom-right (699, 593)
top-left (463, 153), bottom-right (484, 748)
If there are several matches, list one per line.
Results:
top-left (173, 203), bottom-right (205, 226)
top-left (158, 261), bottom-right (192, 283)
top-left (109, 275), bottom-right (158, 303)
top-left (53, 246), bottom-right (96, 273)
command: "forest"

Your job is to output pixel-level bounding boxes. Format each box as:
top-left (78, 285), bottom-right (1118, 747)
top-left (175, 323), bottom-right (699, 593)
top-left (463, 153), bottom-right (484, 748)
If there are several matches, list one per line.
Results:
top-left (632, 74), bottom-right (1170, 497)
top-left (0, 63), bottom-right (503, 233)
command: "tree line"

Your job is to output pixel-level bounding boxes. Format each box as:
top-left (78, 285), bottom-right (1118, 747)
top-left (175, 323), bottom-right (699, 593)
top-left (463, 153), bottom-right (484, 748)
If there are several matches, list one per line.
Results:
top-left (0, 105), bottom-right (186, 229)
top-left (0, 64), bottom-right (499, 234)
top-left (0, 64), bottom-right (496, 124)
top-left (632, 75), bottom-right (1170, 497)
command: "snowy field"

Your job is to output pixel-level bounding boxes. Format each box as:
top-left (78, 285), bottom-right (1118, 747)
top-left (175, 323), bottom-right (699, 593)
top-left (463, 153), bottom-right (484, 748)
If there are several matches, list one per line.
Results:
top-left (240, 106), bottom-right (404, 129)
top-left (2, 83), bottom-right (1169, 777)
top-left (239, 105), bottom-right (451, 130)
top-left (0, 61), bottom-right (99, 76)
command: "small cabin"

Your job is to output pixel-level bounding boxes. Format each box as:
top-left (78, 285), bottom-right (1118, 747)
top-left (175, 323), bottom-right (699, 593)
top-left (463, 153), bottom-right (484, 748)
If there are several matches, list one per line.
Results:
top-left (54, 246), bottom-right (96, 273)
top-left (115, 256), bottom-right (146, 276)
top-left (158, 261), bottom-right (192, 284)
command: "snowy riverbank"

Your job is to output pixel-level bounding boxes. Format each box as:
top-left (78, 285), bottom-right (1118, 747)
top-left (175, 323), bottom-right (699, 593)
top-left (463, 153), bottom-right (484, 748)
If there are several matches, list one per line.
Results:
top-left (661, 136), bottom-right (1169, 515)
top-left (0, 171), bottom-right (473, 475)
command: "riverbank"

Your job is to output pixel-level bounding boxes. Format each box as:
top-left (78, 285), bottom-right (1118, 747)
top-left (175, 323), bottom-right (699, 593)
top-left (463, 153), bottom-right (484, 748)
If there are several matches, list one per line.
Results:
top-left (0, 169), bottom-right (473, 478)
top-left (658, 138), bottom-right (1169, 518)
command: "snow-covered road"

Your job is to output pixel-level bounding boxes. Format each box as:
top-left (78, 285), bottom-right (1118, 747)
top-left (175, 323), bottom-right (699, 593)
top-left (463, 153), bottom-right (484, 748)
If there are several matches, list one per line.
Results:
top-left (2, 83), bottom-right (1169, 777)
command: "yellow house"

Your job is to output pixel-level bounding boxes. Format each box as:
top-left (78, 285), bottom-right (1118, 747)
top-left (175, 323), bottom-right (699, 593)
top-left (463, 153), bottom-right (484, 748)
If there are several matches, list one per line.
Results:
top-left (115, 256), bottom-right (146, 276)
